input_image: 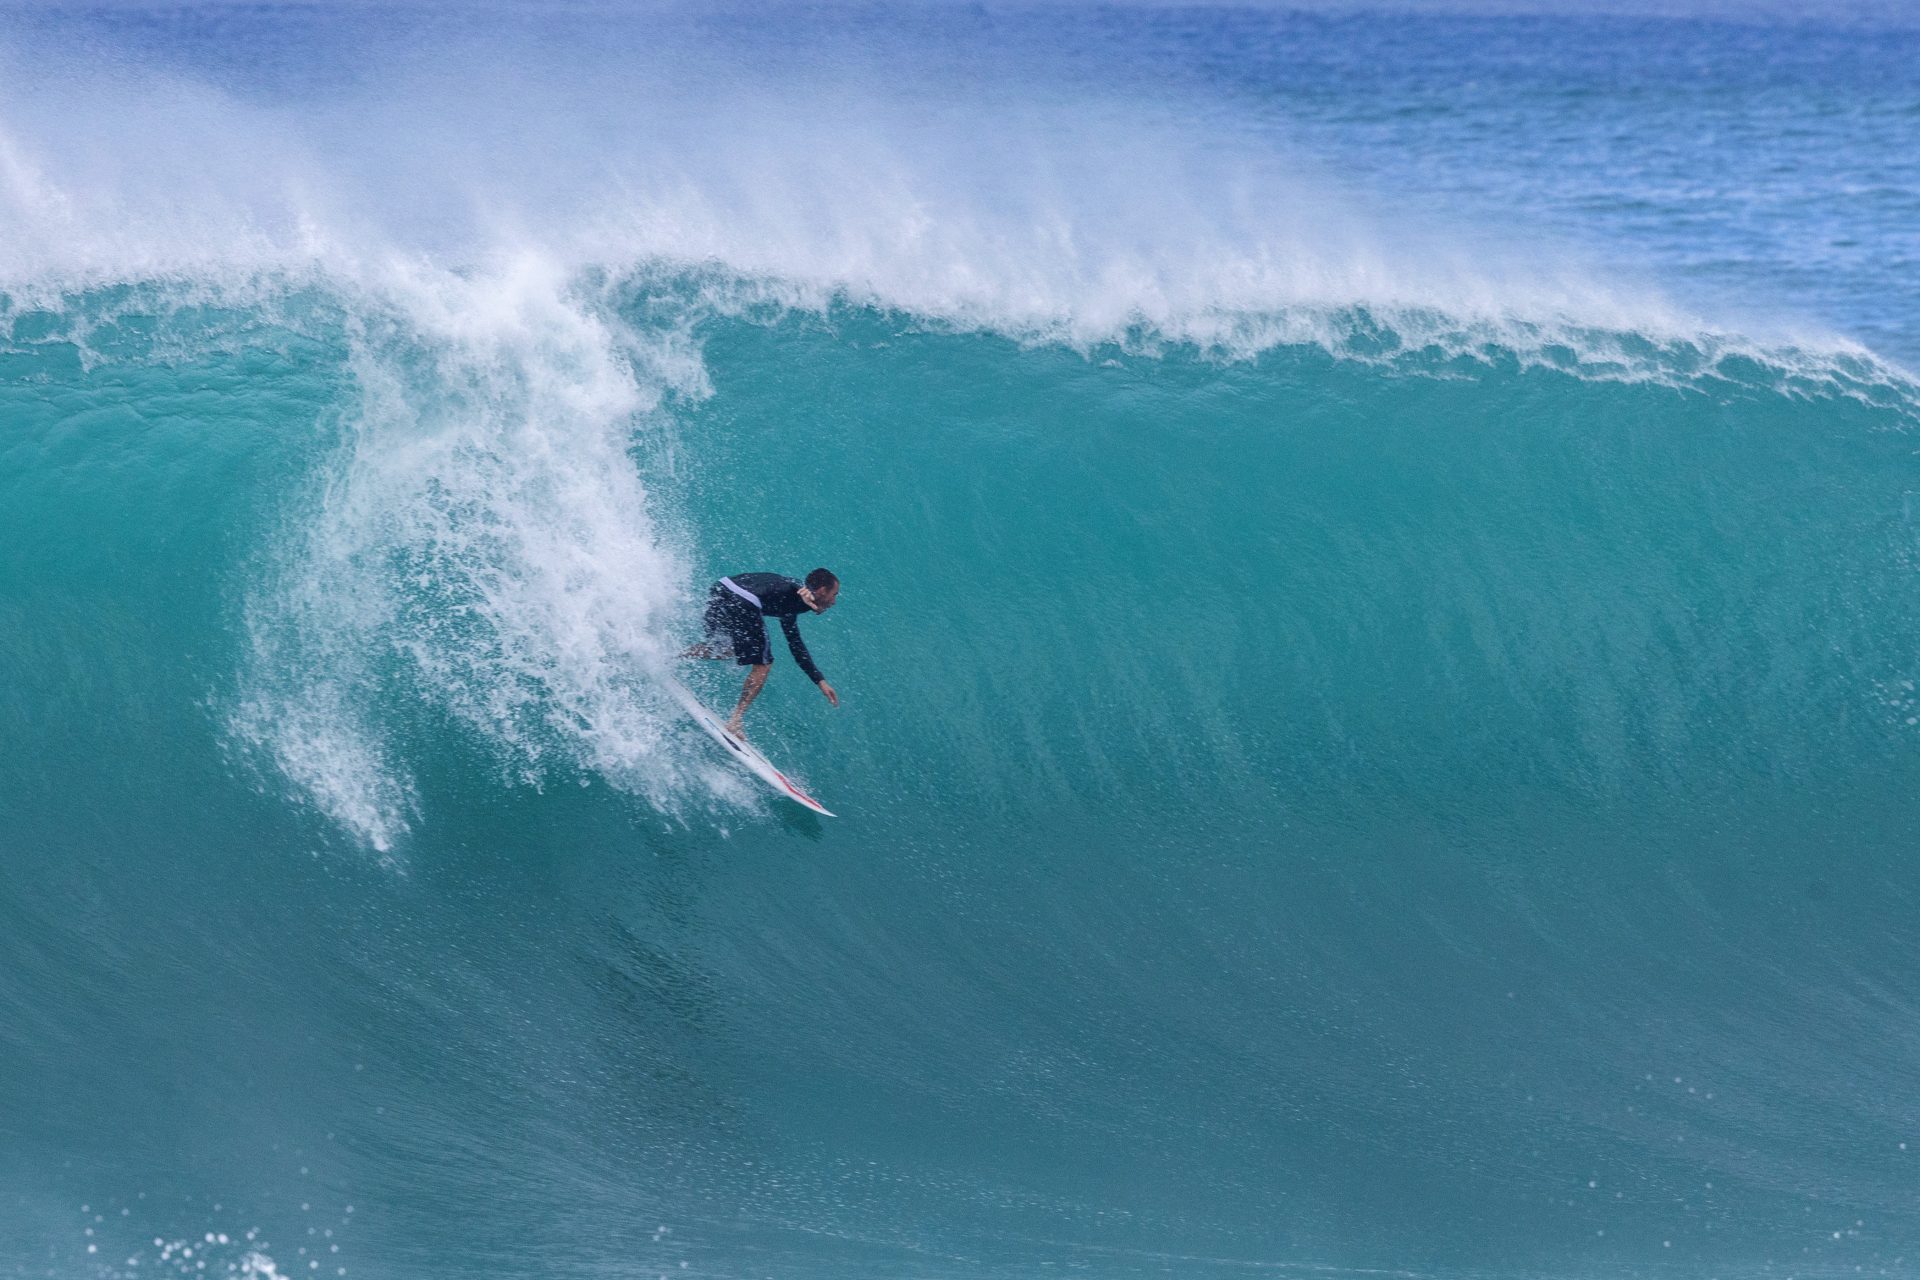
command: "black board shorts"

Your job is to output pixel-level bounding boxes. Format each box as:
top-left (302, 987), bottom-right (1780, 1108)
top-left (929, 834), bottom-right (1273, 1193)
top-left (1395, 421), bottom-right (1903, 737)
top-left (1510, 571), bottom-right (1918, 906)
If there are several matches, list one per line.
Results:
top-left (703, 582), bottom-right (773, 666)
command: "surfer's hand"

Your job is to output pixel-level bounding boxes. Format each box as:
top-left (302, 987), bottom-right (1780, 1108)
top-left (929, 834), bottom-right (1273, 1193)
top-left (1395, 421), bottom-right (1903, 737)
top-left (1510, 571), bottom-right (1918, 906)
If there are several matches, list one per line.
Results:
top-left (817, 680), bottom-right (838, 707)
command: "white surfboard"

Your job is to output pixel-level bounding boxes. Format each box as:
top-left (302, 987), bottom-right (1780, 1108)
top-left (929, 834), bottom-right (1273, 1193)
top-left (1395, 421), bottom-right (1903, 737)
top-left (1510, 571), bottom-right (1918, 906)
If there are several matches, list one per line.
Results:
top-left (662, 675), bottom-right (835, 817)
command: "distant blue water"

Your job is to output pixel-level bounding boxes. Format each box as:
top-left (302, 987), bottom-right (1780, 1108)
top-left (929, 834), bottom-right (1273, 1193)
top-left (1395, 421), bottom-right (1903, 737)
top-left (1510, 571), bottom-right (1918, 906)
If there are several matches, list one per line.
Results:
top-left (4, 5), bottom-right (1920, 1280)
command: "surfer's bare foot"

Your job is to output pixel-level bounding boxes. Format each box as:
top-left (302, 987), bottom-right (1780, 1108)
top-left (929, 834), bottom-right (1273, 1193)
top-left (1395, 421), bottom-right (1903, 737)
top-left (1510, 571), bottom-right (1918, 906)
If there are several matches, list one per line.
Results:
top-left (724, 716), bottom-right (747, 741)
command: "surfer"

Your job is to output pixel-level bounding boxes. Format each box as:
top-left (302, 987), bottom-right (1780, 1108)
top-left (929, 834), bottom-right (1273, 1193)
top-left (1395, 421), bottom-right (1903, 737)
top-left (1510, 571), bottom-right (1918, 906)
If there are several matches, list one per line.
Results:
top-left (682, 570), bottom-right (840, 738)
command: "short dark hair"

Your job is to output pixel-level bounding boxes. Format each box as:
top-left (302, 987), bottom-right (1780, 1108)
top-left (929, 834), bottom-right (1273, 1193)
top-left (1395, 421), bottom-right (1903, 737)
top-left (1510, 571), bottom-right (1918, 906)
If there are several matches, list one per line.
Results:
top-left (805, 568), bottom-right (838, 592)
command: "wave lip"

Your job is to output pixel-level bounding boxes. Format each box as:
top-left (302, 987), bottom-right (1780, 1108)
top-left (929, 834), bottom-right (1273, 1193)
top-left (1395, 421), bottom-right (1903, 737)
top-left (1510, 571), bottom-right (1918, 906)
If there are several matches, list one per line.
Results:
top-left (635, 260), bottom-right (1916, 398)
top-left (0, 7), bottom-right (1906, 396)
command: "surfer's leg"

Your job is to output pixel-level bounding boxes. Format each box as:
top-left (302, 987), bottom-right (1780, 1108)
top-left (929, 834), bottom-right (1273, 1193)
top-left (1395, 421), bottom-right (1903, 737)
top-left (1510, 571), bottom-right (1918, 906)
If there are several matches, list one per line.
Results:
top-left (723, 620), bottom-right (774, 736)
top-left (726, 663), bottom-right (773, 738)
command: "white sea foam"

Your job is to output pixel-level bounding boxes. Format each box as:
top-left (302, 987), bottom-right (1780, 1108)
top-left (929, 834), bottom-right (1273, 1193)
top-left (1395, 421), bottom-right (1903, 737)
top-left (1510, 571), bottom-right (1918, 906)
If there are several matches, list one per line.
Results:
top-left (228, 253), bottom-right (734, 846)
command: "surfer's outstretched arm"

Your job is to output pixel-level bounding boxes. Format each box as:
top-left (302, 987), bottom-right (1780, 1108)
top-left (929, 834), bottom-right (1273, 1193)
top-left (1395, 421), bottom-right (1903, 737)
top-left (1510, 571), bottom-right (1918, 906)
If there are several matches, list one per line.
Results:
top-left (726, 663), bottom-right (772, 737)
top-left (778, 614), bottom-right (837, 706)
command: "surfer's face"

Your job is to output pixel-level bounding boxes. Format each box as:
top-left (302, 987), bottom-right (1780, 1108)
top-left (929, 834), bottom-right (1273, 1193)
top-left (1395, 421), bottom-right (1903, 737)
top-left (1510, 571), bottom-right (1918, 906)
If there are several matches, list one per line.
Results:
top-left (811, 583), bottom-right (840, 611)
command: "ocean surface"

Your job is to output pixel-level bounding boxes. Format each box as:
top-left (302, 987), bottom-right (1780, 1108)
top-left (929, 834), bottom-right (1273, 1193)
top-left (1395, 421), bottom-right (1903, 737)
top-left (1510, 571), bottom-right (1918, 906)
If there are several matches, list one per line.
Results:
top-left (4, 3), bottom-right (1920, 1278)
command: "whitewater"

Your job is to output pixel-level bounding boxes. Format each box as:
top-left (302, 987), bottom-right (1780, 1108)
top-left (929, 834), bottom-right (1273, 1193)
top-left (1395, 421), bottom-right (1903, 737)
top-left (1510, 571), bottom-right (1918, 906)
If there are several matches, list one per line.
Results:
top-left (4, 3), bottom-right (1920, 1279)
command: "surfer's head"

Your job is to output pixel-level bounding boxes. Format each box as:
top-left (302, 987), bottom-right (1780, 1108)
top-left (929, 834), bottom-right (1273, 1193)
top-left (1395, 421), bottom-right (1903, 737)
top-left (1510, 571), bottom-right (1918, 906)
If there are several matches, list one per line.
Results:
top-left (804, 567), bottom-right (840, 610)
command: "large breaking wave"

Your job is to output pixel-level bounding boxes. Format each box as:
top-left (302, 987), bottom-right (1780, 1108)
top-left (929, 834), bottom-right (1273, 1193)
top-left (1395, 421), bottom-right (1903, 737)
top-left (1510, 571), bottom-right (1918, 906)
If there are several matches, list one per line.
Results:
top-left (5, 6), bottom-right (1920, 1279)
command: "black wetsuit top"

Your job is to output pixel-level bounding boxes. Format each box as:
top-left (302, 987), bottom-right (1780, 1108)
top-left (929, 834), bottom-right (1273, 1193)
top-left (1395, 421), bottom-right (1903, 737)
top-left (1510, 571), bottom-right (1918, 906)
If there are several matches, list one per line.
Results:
top-left (719, 573), bottom-right (827, 684)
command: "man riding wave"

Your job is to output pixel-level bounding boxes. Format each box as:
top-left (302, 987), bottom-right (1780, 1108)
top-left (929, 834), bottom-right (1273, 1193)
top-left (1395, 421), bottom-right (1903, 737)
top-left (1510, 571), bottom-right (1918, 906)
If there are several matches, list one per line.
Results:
top-left (682, 568), bottom-right (840, 739)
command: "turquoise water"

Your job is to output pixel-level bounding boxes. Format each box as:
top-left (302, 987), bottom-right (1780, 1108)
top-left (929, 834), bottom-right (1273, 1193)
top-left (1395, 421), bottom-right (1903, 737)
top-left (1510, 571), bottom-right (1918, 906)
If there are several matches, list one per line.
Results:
top-left (5, 5), bottom-right (1920, 1279)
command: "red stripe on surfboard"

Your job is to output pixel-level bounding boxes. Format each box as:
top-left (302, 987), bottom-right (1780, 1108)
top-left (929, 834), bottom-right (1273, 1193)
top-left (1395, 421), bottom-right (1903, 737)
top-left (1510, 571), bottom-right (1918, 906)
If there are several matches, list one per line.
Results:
top-left (737, 740), bottom-right (822, 808)
top-left (770, 768), bottom-right (821, 806)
